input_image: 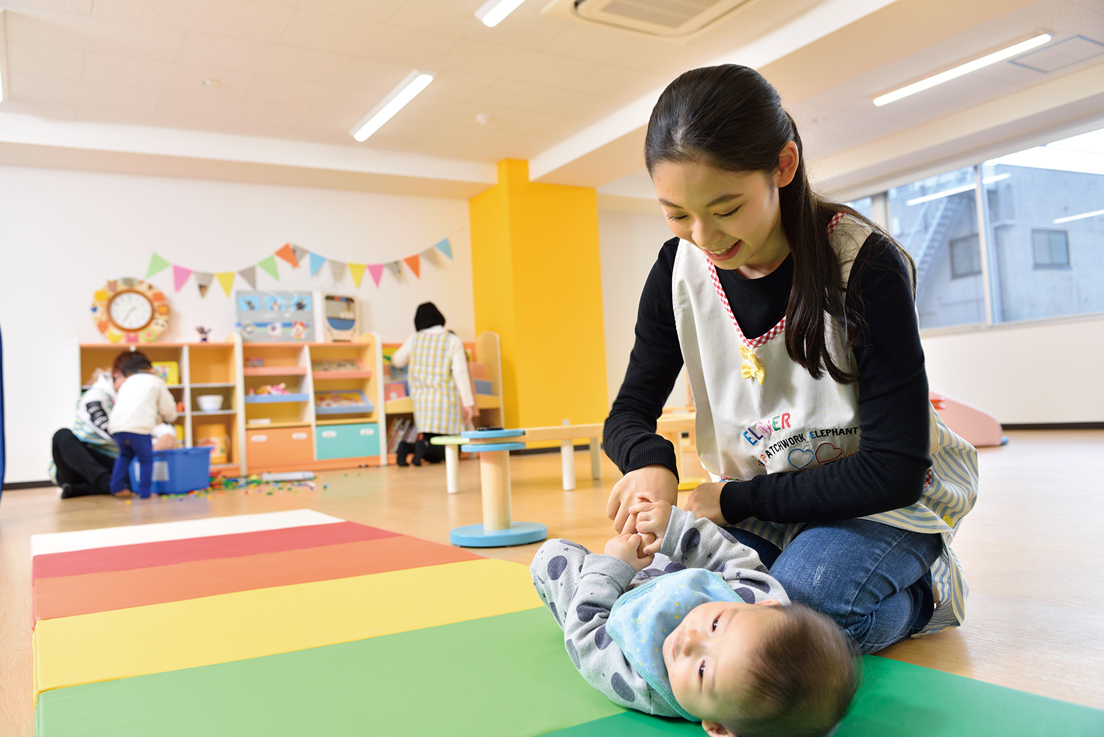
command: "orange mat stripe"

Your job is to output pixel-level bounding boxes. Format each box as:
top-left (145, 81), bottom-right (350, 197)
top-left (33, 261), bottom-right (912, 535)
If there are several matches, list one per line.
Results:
top-left (34, 535), bottom-right (482, 621)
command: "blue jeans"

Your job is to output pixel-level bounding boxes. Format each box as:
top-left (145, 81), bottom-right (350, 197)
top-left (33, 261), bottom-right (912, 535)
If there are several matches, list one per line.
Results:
top-left (110, 432), bottom-right (153, 497)
top-left (724, 519), bottom-right (942, 654)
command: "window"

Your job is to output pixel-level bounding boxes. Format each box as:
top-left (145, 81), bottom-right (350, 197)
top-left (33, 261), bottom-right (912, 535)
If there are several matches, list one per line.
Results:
top-left (950, 235), bottom-right (982, 277)
top-left (887, 167), bottom-right (983, 328)
top-left (982, 126), bottom-right (1104, 322)
top-left (1032, 229), bottom-right (1070, 268)
top-left (845, 197), bottom-right (872, 220)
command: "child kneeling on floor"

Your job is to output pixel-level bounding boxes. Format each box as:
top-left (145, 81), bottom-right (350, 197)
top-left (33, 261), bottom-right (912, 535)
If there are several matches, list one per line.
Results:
top-left (531, 500), bottom-right (858, 737)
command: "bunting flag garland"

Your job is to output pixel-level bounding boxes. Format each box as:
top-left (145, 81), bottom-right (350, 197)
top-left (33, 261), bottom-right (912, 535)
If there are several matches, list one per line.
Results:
top-left (172, 265), bottom-right (193, 292)
top-left (275, 244), bottom-right (299, 268)
top-left (404, 255), bottom-right (421, 279)
top-left (330, 260), bottom-right (347, 283)
top-left (348, 263), bottom-right (366, 288)
top-left (238, 266), bottom-right (257, 290)
top-left (216, 272), bottom-right (236, 297)
top-left (195, 272), bottom-right (214, 298)
top-left (147, 252), bottom-right (171, 278)
top-left (434, 238), bottom-right (453, 260)
top-left (144, 230), bottom-right (460, 299)
top-left (257, 256), bottom-right (280, 281)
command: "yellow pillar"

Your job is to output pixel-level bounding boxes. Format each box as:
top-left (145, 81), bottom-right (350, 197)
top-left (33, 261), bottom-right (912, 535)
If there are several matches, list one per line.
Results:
top-left (469, 159), bottom-right (608, 432)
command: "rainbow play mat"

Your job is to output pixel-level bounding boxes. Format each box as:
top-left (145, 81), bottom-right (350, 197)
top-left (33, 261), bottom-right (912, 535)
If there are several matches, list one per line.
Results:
top-left (30, 510), bottom-right (1104, 736)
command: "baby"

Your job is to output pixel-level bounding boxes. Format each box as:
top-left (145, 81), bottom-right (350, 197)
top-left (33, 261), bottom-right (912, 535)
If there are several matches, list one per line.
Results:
top-left (107, 352), bottom-right (178, 498)
top-left (531, 500), bottom-right (858, 737)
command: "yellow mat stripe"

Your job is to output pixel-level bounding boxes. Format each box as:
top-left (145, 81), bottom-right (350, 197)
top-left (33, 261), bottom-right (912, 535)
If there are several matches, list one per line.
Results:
top-left (35, 558), bottom-right (541, 696)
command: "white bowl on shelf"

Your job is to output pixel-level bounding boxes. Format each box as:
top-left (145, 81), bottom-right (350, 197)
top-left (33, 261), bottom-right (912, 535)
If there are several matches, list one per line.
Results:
top-left (196, 395), bottom-right (224, 412)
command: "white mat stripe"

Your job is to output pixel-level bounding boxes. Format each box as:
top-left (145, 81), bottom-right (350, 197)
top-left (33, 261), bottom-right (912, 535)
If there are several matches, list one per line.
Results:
top-left (30, 510), bottom-right (343, 557)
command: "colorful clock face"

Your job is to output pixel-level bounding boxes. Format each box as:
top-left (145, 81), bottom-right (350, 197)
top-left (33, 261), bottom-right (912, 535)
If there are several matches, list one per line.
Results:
top-left (92, 278), bottom-right (170, 343)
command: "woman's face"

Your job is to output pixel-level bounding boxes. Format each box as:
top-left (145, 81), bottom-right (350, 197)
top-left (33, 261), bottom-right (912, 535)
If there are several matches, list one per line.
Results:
top-left (651, 144), bottom-right (798, 278)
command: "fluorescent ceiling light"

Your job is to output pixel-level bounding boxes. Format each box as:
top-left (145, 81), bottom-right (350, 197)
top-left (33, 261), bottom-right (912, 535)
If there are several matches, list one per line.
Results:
top-left (475, 0), bottom-right (527, 27)
top-left (350, 70), bottom-right (435, 143)
top-left (904, 174), bottom-right (1010, 206)
top-left (1054, 208), bottom-right (1104, 224)
top-left (873, 33), bottom-right (1052, 107)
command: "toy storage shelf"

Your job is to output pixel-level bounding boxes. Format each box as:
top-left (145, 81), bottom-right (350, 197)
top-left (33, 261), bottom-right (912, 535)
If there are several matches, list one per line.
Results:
top-left (381, 331), bottom-right (504, 458)
top-left (237, 336), bottom-right (386, 474)
top-left (78, 338), bottom-right (246, 477)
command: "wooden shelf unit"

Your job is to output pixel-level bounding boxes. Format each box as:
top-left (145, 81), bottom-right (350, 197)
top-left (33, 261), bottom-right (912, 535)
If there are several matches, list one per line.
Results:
top-left (381, 331), bottom-right (504, 453)
top-left (238, 335), bottom-right (387, 474)
top-left (78, 338), bottom-right (246, 476)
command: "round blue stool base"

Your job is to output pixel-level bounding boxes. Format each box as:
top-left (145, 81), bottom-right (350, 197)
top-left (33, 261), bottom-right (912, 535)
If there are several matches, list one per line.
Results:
top-left (450, 522), bottom-right (547, 548)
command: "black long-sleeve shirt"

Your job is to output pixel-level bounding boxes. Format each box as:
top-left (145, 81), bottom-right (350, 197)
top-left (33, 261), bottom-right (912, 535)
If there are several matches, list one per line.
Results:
top-left (603, 232), bottom-right (932, 526)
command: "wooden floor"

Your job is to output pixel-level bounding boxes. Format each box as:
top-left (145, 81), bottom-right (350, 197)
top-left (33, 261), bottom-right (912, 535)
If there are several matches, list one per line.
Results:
top-left (2, 429), bottom-right (1102, 734)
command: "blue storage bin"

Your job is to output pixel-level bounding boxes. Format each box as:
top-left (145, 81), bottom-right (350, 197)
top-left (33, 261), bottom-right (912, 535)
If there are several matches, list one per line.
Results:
top-left (474, 379), bottom-right (494, 396)
top-left (129, 447), bottom-right (212, 497)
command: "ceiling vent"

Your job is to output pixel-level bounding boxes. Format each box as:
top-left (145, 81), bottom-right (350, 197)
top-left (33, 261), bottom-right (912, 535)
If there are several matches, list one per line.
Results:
top-left (542, 0), bottom-right (752, 37)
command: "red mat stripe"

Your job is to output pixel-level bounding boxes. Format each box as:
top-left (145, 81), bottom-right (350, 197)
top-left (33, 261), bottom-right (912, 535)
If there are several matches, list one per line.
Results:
top-left (33, 535), bottom-right (482, 621)
top-left (32, 522), bottom-right (397, 580)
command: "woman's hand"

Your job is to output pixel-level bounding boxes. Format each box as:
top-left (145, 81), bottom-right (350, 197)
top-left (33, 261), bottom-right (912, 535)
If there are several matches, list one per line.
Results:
top-left (630, 499), bottom-right (672, 555)
top-left (604, 533), bottom-right (655, 572)
top-left (462, 405), bottom-right (475, 424)
top-left (683, 481), bottom-right (728, 526)
top-left (607, 465), bottom-right (678, 534)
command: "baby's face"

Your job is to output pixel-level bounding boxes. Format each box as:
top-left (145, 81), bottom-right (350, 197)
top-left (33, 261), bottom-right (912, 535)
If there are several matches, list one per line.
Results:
top-left (663, 600), bottom-right (782, 724)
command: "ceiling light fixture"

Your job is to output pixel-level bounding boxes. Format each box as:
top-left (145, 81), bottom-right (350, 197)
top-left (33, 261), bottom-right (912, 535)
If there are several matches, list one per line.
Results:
top-left (350, 70), bottom-right (435, 143)
top-left (1054, 207), bottom-right (1104, 224)
top-left (475, 0), bottom-right (527, 28)
top-left (873, 33), bottom-right (1052, 107)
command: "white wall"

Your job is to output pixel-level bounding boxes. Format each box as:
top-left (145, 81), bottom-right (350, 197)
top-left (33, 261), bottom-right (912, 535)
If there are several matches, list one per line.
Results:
top-left (2, 165), bottom-right (473, 483)
top-left (598, 209), bottom-right (687, 410)
top-left (921, 316), bottom-right (1104, 425)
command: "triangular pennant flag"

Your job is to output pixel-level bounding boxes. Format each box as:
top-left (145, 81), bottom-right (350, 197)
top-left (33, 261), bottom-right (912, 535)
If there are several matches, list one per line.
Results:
top-left (195, 271), bottom-right (214, 298)
top-left (172, 265), bottom-right (193, 292)
top-left (404, 255), bottom-right (421, 279)
top-left (147, 252), bottom-right (170, 278)
top-left (433, 237), bottom-right (453, 260)
top-left (258, 256), bottom-right (279, 280)
top-left (348, 263), bottom-right (366, 288)
top-left (292, 245), bottom-right (309, 264)
top-left (386, 261), bottom-right (404, 278)
top-left (216, 272), bottom-right (235, 297)
top-left (330, 260), bottom-right (347, 283)
top-left (421, 247), bottom-right (439, 266)
top-left (238, 266), bottom-right (256, 289)
top-left (368, 264), bottom-right (385, 288)
top-left (309, 252), bottom-right (326, 277)
top-left (275, 243), bottom-right (299, 268)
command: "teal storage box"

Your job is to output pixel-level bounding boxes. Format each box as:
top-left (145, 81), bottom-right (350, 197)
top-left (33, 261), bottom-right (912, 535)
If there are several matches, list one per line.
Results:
top-left (128, 447), bottom-right (212, 497)
top-left (316, 423), bottom-right (380, 460)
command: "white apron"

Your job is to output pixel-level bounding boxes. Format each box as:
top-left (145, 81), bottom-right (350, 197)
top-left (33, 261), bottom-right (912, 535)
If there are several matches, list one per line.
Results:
top-left (409, 330), bottom-right (463, 436)
top-left (672, 213), bottom-right (978, 635)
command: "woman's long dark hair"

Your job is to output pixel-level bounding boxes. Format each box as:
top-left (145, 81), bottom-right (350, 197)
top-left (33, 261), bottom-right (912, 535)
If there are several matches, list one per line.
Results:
top-left (645, 64), bottom-right (875, 383)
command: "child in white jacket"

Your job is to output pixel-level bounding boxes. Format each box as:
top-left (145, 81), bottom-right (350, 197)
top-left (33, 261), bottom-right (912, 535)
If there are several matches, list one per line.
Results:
top-left (107, 352), bottom-right (178, 498)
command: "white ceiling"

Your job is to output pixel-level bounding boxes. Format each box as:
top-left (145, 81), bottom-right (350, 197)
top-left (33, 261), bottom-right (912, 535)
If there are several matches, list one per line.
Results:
top-left (1, 0), bottom-right (1103, 199)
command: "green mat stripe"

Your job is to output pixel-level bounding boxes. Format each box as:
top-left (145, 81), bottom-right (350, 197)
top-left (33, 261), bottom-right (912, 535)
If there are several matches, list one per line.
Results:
top-left (35, 609), bottom-right (1104, 737)
top-left (35, 609), bottom-right (619, 737)
top-left (545, 656), bottom-right (1104, 737)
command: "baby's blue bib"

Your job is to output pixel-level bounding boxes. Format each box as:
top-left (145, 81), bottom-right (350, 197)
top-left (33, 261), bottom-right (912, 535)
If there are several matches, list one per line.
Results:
top-left (606, 568), bottom-right (744, 720)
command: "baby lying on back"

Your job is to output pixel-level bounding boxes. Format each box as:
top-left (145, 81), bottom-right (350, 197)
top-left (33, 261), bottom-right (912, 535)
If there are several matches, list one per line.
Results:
top-left (531, 500), bottom-right (858, 737)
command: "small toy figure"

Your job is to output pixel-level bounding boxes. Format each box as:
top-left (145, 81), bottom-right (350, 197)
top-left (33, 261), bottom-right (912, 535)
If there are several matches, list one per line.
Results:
top-left (196, 326), bottom-right (212, 342)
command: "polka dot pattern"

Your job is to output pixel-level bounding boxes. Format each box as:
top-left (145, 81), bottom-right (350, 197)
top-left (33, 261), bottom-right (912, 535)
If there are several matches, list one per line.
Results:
top-left (566, 639), bottom-right (581, 669)
top-left (680, 528), bottom-right (701, 552)
top-left (610, 672), bottom-right (636, 702)
top-left (733, 586), bottom-right (756, 603)
top-left (594, 625), bottom-right (612, 650)
top-left (547, 555), bottom-right (568, 580)
top-left (576, 603), bottom-right (603, 623)
top-left (664, 561), bottom-right (686, 573)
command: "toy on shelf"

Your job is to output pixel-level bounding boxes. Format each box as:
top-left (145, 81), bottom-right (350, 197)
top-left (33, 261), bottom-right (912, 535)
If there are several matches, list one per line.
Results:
top-left (151, 361), bottom-right (179, 385)
top-left (249, 383), bottom-right (290, 396)
top-left (245, 357), bottom-right (265, 368)
top-left (315, 390), bottom-right (374, 415)
top-left (196, 326), bottom-right (212, 342)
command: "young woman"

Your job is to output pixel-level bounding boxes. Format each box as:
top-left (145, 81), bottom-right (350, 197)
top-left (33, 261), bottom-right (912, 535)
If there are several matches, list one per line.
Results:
top-left (603, 65), bottom-right (978, 653)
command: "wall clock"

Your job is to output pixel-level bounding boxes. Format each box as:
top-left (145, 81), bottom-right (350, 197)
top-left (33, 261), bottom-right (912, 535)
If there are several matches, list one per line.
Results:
top-left (91, 278), bottom-right (170, 343)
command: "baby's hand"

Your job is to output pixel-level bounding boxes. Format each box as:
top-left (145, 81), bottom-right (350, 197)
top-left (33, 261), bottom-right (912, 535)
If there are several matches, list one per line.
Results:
top-left (630, 497), bottom-right (672, 555)
top-left (604, 533), bottom-right (654, 572)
